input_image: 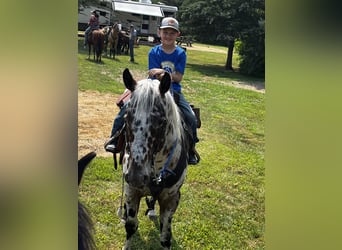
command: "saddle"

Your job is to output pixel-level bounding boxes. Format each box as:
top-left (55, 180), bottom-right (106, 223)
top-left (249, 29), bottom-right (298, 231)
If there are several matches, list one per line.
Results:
top-left (116, 89), bottom-right (131, 108)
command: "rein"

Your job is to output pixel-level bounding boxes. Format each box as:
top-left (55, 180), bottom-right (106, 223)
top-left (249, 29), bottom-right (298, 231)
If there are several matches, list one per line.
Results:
top-left (153, 139), bottom-right (178, 185)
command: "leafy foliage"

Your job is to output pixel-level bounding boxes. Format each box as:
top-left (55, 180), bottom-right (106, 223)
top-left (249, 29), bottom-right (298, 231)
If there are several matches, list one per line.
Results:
top-left (78, 0), bottom-right (101, 8)
top-left (178, 0), bottom-right (264, 76)
top-left (237, 21), bottom-right (265, 77)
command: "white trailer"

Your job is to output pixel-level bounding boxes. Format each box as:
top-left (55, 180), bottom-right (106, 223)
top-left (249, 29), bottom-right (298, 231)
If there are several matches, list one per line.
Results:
top-left (111, 0), bottom-right (178, 37)
top-left (78, 0), bottom-right (178, 37)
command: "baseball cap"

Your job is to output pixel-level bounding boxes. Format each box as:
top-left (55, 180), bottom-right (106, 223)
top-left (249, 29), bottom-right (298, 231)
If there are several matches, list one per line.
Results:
top-left (160, 17), bottom-right (179, 32)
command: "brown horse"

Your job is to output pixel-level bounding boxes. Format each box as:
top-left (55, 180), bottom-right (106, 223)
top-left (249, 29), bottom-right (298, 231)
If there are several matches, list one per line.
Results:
top-left (87, 29), bottom-right (105, 62)
top-left (107, 23), bottom-right (120, 59)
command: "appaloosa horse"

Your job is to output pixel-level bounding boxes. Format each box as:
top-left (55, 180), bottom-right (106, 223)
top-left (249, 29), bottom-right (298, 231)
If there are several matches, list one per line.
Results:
top-left (87, 29), bottom-right (105, 63)
top-left (120, 69), bottom-right (189, 249)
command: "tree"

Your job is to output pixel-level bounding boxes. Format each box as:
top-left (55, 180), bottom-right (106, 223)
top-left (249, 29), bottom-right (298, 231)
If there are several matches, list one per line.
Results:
top-left (151, 0), bottom-right (183, 6)
top-left (79, 0), bottom-right (101, 8)
top-left (179, 0), bottom-right (264, 76)
top-left (237, 20), bottom-right (264, 77)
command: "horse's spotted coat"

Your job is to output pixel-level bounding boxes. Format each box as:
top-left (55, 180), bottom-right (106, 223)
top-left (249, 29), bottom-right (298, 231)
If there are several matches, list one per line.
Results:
top-left (121, 69), bottom-right (189, 250)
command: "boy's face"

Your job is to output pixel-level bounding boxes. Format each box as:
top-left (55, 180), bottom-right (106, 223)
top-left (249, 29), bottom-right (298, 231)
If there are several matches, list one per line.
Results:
top-left (159, 28), bottom-right (180, 45)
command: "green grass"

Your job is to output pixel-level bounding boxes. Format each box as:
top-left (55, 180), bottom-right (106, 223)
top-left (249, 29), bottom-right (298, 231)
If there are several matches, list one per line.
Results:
top-left (78, 37), bottom-right (265, 249)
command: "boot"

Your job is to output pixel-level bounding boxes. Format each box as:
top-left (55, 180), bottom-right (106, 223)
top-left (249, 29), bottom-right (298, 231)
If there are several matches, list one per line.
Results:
top-left (188, 149), bottom-right (198, 165)
top-left (104, 136), bottom-right (119, 153)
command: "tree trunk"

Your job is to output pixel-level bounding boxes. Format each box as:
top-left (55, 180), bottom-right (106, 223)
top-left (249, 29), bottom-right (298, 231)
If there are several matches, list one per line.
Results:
top-left (225, 38), bottom-right (235, 70)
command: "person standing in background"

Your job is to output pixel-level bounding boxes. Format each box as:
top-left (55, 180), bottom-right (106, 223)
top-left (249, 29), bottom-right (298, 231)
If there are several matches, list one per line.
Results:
top-left (129, 24), bottom-right (137, 62)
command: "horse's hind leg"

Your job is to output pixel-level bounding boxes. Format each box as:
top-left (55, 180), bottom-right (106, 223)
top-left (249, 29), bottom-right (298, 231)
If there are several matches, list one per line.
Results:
top-left (123, 187), bottom-right (141, 250)
top-left (158, 190), bottom-right (181, 250)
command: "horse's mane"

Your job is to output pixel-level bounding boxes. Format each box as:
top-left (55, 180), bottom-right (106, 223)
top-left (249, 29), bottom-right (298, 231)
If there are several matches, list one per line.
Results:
top-left (131, 79), bottom-right (183, 141)
top-left (78, 201), bottom-right (96, 250)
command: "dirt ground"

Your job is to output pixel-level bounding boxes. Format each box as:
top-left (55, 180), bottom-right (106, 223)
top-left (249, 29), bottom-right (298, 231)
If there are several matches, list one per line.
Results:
top-left (78, 44), bottom-right (265, 159)
top-left (78, 85), bottom-right (264, 159)
top-left (78, 90), bottom-right (120, 159)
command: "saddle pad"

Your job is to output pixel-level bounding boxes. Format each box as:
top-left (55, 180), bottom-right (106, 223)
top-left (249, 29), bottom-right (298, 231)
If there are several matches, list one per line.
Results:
top-left (116, 89), bottom-right (131, 108)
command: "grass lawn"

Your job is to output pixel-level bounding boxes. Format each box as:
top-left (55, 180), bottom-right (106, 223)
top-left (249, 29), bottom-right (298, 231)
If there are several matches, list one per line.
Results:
top-left (78, 37), bottom-right (265, 249)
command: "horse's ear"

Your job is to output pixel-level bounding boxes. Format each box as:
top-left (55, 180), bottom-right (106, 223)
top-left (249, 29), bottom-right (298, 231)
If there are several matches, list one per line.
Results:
top-left (78, 151), bottom-right (96, 186)
top-left (123, 68), bottom-right (137, 92)
top-left (159, 72), bottom-right (171, 96)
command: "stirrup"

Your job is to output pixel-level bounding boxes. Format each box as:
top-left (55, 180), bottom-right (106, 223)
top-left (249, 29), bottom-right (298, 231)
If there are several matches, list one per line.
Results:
top-left (104, 135), bottom-right (118, 150)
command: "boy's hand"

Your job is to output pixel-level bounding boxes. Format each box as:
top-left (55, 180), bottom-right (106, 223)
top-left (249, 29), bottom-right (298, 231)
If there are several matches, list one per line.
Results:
top-left (148, 68), bottom-right (165, 80)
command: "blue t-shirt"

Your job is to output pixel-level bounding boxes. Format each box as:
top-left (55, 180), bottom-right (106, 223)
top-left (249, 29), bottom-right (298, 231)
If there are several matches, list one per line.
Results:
top-left (148, 45), bottom-right (186, 93)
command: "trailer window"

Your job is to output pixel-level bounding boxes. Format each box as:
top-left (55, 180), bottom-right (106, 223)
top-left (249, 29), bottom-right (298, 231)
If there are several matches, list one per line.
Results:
top-left (99, 11), bottom-right (107, 17)
top-left (164, 12), bottom-right (175, 17)
top-left (143, 15), bottom-right (149, 20)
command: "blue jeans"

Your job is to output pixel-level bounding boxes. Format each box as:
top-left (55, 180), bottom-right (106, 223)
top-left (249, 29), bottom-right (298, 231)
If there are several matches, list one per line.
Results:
top-left (176, 92), bottom-right (199, 144)
top-left (110, 102), bottom-right (127, 137)
top-left (84, 27), bottom-right (91, 45)
top-left (110, 92), bottom-right (198, 145)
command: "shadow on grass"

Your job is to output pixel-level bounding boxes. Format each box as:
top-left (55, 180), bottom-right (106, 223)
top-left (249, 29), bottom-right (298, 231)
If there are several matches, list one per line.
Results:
top-left (187, 63), bottom-right (265, 90)
top-left (78, 39), bottom-right (130, 64)
top-left (129, 216), bottom-right (183, 250)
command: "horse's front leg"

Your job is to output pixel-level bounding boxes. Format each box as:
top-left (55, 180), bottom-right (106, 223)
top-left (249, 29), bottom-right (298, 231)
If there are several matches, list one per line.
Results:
top-left (158, 190), bottom-right (181, 250)
top-left (104, 42), bottom-right (108, 56)
top-left (123, 186), bottom-right (141, 250)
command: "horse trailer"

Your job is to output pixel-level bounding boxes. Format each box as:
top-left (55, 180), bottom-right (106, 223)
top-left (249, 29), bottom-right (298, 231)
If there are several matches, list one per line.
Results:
top-left (78, 0), bottom-right (178, 37)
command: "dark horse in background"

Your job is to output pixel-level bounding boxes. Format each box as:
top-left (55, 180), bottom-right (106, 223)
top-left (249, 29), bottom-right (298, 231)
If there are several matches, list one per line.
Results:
top-left (87, 29), bottom-right (105, 63)
top-left (120, 69), bottom-right (189, 249)
top-left (118, 30), bottom-right (129, 55)
top-left (78, 151), bottom-right (97, 250)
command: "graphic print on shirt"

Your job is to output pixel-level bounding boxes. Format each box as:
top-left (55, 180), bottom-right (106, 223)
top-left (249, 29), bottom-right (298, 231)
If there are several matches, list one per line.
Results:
top-left (161, 61), bottom-right (175, 74)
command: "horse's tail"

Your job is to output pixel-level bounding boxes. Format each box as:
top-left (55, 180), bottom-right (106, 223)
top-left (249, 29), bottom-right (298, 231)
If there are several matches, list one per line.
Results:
top-left (93, 31), bottom-right (104, 59)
